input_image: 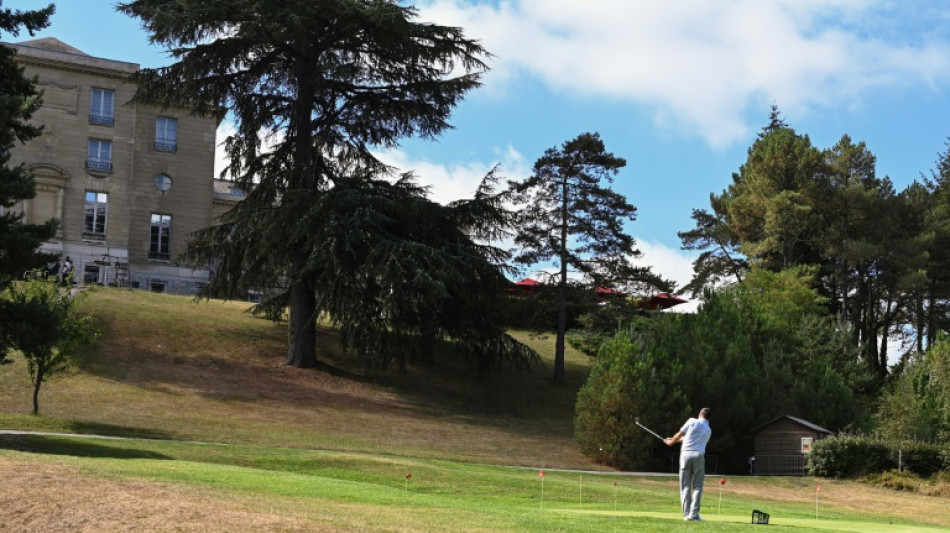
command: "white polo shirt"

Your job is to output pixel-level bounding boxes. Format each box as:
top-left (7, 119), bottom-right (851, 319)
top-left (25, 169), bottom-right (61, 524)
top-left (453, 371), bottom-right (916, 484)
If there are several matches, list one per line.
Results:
top-left (680, 417), bottom-right (711, 454)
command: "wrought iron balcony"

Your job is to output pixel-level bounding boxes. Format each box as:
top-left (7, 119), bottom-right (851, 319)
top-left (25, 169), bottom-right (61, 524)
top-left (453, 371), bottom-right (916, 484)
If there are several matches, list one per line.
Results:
top-left (82, 231), bottom-right (106, 242)
top-left (89, 113), bottom-right (114, 127)
top-left (148, 251), bottom-right (171, 262)
top-left (154, 141), bottom-right (178, 153)
top-left (85, 159), bottom-right (113, 173)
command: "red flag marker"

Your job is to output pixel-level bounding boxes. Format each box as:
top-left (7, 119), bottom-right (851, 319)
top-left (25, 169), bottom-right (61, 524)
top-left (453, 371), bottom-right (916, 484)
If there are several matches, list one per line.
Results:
top-left (720, 477), bottom-right (726, 485)
top-left (538, 470), bottom-right (544, 477)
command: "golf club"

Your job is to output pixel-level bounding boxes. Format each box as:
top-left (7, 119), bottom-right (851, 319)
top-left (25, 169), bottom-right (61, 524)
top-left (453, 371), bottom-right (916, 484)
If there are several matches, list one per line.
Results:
top-left (635, 417), bottom-right (666, 442)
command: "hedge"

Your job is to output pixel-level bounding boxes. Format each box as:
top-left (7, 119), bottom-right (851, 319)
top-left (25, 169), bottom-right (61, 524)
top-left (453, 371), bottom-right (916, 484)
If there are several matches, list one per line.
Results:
top-left (809, 434), bottom-right (946, 478)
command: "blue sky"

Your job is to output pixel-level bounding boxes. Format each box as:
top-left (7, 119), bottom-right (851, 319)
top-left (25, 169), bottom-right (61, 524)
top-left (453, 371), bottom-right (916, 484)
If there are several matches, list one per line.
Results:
top-left (10, 1), bottom-right (950, 294)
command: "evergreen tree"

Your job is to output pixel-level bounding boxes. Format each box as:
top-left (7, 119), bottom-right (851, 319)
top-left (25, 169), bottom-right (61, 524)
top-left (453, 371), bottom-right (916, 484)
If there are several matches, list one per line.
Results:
top-left (918, 141), bottom-right (950, 351)
top-left (680, 109), bottom-right (930, 380)
top-left (678, 192), bottom-right (748, 297)
top-left (726, 115), bottom-right (829, 269)
top-left (0, 2), bottom-right (57, 364)
top-left (509, 132), bottom-right (667, 382)
top-left (119, 0), bottom-right (488, 368)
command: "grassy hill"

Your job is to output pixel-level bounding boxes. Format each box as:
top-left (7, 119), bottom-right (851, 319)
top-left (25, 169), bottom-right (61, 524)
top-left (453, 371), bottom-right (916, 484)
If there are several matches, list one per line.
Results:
top-left (0, 286), bottom-right (598, 468)
top-left (1, 287), bottom-right (948, 531)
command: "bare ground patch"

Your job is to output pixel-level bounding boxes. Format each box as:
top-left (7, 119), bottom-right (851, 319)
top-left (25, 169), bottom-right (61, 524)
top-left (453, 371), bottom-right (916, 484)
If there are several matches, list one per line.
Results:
top-left (0, 457), bottom-right (319, 532)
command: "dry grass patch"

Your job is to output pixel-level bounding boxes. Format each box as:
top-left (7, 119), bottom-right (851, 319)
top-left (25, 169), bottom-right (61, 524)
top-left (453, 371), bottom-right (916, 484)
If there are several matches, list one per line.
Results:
top-left (0, 457), bottom-right (313, 532)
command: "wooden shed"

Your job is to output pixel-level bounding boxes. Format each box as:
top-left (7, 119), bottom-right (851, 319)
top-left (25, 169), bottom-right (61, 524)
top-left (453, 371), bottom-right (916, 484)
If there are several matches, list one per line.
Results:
top-left (750, 415), bottom-right (832, 476)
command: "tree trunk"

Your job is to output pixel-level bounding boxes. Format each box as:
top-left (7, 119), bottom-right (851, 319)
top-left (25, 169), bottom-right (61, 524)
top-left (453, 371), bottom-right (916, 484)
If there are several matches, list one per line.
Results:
top-left (285, 44), bottom-right (318, 369)
top-left (553, 173), bottom-right (570, 383)
top-left (287, 256), bottom-right (317, 368)
top-left (31, 367), bottom-right (43, 415)
top-left (554, 277), bottom-right (567, 383)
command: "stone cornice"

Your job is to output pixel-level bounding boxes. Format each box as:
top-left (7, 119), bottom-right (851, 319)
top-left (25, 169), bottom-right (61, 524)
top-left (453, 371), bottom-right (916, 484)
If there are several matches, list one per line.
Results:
top-left (6, 42), bottom-right (138, 81)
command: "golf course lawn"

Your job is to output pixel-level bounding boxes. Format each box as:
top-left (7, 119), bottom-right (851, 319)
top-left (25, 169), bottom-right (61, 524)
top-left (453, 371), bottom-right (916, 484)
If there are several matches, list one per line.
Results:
top-left (1, 433), bottom-right (947, 532)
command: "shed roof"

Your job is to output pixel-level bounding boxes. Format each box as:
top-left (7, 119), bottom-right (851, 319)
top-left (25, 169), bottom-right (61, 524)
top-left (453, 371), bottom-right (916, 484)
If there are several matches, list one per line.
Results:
top-left (752, 415), bottom-right (832, 435)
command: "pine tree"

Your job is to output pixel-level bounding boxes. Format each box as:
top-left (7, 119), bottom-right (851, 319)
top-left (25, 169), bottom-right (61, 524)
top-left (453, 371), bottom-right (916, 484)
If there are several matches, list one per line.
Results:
top-left (509, 132), bottom-right (666, 382)
top-left (119, 0), bottom-right (489, 368)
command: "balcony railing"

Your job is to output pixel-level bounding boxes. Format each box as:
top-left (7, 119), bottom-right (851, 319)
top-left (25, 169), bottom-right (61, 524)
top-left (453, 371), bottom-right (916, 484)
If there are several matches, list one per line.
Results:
top-left (148, 251), bottom-right (171, 262)
top-left (154, 141), bottom-right (178, 153)
top-left (86, 159), bottom-right (113, 173)
top-left (82, 231), bottom-right (106, 242)
top-left (89, 113), bottom-right (114, 127)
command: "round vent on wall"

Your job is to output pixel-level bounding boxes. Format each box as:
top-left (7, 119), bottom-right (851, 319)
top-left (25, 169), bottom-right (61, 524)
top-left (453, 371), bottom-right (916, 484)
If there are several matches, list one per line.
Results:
top-left (154, 173), bottom-right (173, 192)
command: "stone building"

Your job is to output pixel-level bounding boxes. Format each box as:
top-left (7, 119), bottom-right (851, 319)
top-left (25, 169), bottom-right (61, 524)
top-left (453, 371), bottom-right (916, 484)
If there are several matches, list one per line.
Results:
top-left (4, 37), bottom-right (236, 294)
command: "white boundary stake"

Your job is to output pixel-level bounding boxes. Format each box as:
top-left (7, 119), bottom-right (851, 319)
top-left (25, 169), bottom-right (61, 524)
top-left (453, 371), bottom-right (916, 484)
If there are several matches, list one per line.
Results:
top-left (718, 477), bottom-right (726, 514)
top-left (579, 474), bottom-right (583, 508)
top-left (539, 470), bottom-right (545, 509)
top-left (815, 484), bottom-right (821, 520)
top-left (613, 480), bottom-right (618, 511)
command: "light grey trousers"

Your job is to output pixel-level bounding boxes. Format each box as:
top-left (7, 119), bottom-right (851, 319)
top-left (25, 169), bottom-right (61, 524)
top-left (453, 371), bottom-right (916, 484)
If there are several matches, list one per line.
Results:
top-left (679, 451), bottom-right (705, 519)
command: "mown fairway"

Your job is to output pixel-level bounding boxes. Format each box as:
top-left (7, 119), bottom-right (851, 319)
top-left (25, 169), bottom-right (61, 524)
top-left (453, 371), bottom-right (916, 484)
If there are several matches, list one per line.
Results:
top-left (1, 288), bottom-right (947, 531)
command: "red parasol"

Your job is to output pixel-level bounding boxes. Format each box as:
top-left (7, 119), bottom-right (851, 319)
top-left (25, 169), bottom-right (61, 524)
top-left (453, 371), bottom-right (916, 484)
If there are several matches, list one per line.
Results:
top-left (638, 292), bottom-right (687, 311)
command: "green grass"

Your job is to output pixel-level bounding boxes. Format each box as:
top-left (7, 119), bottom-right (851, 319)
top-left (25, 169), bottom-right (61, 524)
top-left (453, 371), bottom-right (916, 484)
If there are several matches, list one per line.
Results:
top-left (2, 434), bottom-right (947, 531)
top-left (1, 287), bottom-right (948, 531)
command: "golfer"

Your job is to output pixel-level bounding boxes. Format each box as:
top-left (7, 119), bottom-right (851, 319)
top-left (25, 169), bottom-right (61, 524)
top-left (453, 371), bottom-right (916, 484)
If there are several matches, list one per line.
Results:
top-left (664, 407), bottom-right (711, 522)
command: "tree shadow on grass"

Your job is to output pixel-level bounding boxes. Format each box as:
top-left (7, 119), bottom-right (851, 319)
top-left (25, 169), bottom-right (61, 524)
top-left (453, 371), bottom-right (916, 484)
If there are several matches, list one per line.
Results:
top-left (0, 434), bottom-right (171, 460)
top-left (67, 421), bottom-right (176, 441)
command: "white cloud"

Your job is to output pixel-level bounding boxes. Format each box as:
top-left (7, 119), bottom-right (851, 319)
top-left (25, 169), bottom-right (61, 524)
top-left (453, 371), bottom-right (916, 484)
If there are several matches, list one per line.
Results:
top-left (374, 145), bottom-right (530, 204)
top-left (633, 239), bottom-right (695, 291)
top-left (632, 239), bottom-right (700, 312)
top-left (417, 0), bottom-right (950, 147)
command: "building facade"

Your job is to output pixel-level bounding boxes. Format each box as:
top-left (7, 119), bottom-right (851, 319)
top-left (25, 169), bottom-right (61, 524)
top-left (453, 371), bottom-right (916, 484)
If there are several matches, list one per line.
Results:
top-left (5, 37), bottom-right (231, 294)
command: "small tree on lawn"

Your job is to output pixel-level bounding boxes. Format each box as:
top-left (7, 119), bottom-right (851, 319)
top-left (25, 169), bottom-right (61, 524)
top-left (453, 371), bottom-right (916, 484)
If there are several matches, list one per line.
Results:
top-left (509, 132), bottom-right (668, 382)
top-left (0, 278), bottom-right (97, 414)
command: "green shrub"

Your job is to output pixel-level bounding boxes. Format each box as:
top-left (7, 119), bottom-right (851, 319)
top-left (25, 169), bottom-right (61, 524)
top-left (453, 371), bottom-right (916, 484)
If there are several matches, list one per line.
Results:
top-left (565, 329), bottom-right (609, 357)
top-left (574, 328), bottom-right (677, 470)
top-left (809, 435), bottom-right (892, 477)
top-left (897, 441), bottom-right (944, 477)
top-left (810, 435), bottom-right (946, 478)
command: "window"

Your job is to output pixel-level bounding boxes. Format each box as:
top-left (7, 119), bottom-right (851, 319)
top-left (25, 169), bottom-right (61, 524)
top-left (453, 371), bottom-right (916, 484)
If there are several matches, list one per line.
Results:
top-left (149, 213), bottom-right (172, 261)
top-left (86, 139), bottom-right (112, 172)
top-left (83, 191), bottom-right (108, 241)
top-left (89, 88), bottom-right (114, 126)
top-left (155, 117), bottom-right (178, 152)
